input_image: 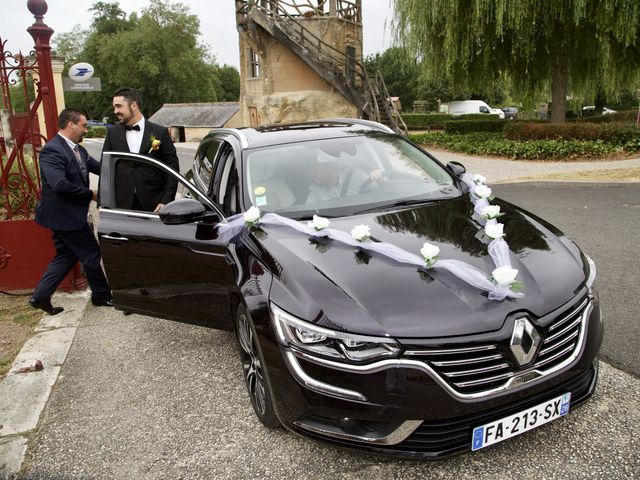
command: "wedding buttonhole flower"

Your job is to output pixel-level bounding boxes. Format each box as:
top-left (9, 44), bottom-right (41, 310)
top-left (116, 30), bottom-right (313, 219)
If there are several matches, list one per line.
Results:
top-left (474, 184), bottom-right (492, 199)
top-left (484, 222), bottom-right (505, 240)
top-left (481, 205), bottom-right (502, 219)
top-left (491, 266), bottom-right (524, 292)
top-left (473, 174), bottom-right (487, 185)
top-left (148, 134), bottom-right (161, 153)
top-left (308, 215), bottom-right (330, 231)
top-left (244, 205), bottom-right (261, 227)
top-left (351, 224), bottom-right (371, 242)
top-left (420, 242), bottom-right (440, 268)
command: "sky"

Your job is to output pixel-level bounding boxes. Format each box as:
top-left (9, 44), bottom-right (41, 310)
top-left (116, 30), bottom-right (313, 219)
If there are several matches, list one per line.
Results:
top-left (1, 0), bottom-right (396, 68)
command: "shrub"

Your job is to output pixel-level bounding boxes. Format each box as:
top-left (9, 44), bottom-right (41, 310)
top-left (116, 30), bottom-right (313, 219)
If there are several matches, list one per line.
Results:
top-left (444, 119), bottom-right (506, 134)
top-left (85, 126), bottom-right (107, 138)
top-left (504, 122), bottom-right (639, 144)
top-left (571, 110), bottom-right (638, 123)
top-left (402, 114), bottom-right (451, 130)
top-left (401, 113), bottom-right (500, 130)
top-left (409, 132), bottom-right (625, 160)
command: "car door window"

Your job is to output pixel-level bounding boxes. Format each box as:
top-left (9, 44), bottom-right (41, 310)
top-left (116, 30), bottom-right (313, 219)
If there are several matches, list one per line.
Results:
top-left (211, 144), bottom-right (240, 216)
top-left (194, 140), bottom-right (220, 192)
top-left (111, 154), bottom-right (211, 213)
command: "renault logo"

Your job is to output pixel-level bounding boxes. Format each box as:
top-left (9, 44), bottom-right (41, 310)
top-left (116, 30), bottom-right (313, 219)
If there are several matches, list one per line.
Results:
top-left (510, 317), bottom-right (540, 367)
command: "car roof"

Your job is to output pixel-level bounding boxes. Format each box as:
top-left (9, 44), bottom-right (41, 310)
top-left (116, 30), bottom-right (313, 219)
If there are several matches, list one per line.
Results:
top-left (204, 119), bottom-right (395, 150)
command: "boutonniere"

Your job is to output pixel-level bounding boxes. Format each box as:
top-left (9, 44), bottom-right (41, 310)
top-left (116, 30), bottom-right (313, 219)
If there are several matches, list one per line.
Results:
top-left (148, 135), bottom-right (161, 153)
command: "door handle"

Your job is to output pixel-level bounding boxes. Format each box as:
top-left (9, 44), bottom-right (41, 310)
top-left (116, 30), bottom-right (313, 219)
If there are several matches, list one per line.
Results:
top-left (102, 234), bottom-right (129, 241)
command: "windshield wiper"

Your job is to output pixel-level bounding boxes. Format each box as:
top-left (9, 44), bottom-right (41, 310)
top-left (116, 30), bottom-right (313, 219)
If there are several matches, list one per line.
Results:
top-left (297, 214), bottom-right (337, 221)
top-left (353, 198), bottom-right (435, 215)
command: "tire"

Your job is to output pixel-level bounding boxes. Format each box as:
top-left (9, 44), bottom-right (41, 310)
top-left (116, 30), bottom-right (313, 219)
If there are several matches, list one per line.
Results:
top-left (234, 305), bottom-right (280, 428)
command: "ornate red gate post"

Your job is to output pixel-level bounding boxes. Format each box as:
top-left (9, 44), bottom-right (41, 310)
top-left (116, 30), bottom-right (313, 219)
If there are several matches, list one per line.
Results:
top-left (0, 0), bottom-right (85, 291)
top-left (27, 0), bottom-right (58, 140)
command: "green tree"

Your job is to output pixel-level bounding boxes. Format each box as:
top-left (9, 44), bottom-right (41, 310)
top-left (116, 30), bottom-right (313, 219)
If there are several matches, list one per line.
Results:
top-left (364, 47), bottom-right (420, 110)
top-left (392, 0), bottom-right (640, 123)
top-left (211, 64), bottom-right (240, 101)
top-left (53, 0), bottom-right (232, 119)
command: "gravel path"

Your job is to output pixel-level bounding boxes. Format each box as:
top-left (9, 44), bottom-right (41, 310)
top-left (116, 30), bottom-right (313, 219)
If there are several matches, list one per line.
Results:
top-left (425, 148), bottom-right (640, 183)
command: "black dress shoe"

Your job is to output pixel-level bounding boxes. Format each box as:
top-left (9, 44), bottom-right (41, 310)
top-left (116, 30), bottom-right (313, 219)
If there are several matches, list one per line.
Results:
top-left (29, 298), bottom-right (64, 315)
top-left (91, 298), bottom-right (114, 307)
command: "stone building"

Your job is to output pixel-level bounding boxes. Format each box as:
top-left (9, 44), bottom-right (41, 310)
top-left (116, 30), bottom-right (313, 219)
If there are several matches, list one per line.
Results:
top-left (235, 0), bottom-right (406, 134)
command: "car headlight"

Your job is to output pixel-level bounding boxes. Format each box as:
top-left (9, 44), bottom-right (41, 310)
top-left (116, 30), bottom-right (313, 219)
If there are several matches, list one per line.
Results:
top-left (585, 255), bottom-right (597, 299)
top-left (271, 303), bottom-right (401, 363)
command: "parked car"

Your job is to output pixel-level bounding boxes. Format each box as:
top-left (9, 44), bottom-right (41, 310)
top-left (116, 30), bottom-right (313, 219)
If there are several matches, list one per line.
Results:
top-left (582, 106), bottom-right (617, 116)
top-left (501, 107), bottom-right (519, 120)
top-left (87, 119), bottom-right (112, 127)
top-left (98, 119), bottom-right (602, 458)
top-left (448, 100), bottom-right (504, 118)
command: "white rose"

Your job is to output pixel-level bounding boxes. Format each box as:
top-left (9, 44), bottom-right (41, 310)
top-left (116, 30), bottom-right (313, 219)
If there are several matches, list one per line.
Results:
top-left (473, 174), bottom-right (487, 185)
top-left (485, 222), bottom-right (504, 239)
top-left (481, 205), bottom-right (501, 219)
top-left (420, 242), bottom-right (440, 266)
top-left (244, 205), bottom-right (261, 224)
top-left (351, 224), bottom-right (371, 242)
top-left (474, 185), bottom-right (492, 199)
top-left (492, 266), bottom-right (519, 286)
top-left (308, 215), bottom-right (330, 230)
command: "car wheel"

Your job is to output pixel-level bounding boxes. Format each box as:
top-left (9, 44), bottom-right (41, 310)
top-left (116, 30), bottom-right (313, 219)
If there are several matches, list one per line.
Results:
top-left (234, 305), bottom-right (280, 428)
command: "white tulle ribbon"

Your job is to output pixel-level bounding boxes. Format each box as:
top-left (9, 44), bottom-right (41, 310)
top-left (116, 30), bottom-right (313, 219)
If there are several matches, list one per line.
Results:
top-left (214, 171), bottom-right (525, 301)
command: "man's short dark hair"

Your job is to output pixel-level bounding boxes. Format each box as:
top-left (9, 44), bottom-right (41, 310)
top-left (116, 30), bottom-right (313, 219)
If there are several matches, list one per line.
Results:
top-left (58, 108), bottom-right (86, 130)
top-left (113, 87), bottom-right (142, 109)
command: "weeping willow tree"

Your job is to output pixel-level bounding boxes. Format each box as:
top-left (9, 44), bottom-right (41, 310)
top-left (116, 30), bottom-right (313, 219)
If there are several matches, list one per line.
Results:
top-left (392, 0), bottom-right (640, 122)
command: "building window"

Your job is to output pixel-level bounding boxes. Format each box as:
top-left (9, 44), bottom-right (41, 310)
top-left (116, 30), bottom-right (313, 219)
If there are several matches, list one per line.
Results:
top-left (248, 48), bottom-right (261, 78)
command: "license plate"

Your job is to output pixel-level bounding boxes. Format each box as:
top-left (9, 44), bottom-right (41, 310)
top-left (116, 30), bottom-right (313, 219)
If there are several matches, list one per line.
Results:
top-left (471, 392), bottom-right (571, 451)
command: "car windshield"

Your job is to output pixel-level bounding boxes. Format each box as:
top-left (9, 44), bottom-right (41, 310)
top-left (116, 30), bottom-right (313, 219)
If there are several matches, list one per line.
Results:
top-left (243, 133), bottom-right (458, 218)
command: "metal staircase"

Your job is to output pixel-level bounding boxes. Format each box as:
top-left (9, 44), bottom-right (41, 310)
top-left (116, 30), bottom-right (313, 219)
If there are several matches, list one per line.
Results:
top-left (235, 0), bottom-right (407, 135)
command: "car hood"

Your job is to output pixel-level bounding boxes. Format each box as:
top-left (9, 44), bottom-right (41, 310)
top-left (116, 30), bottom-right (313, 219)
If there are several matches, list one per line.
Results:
top-left (257, 195), bottom-right (586, 338)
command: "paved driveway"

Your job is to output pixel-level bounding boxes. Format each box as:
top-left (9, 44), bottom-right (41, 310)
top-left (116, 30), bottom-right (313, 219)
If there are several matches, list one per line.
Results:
top-left (18, 307), bottom-right (640, 479)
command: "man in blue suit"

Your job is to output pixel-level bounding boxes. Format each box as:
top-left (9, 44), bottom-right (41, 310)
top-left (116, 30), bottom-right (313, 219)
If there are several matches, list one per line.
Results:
top-left (29, 108), bottom-right (112, 315)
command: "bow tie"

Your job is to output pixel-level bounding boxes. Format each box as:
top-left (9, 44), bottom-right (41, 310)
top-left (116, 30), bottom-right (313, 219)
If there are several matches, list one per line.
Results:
top-left (125, 124), bottom-right (141, 131)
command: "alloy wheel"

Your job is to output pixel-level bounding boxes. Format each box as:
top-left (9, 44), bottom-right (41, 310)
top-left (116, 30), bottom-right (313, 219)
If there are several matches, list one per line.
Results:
top-left (237, 312), bottom-right (267, 415)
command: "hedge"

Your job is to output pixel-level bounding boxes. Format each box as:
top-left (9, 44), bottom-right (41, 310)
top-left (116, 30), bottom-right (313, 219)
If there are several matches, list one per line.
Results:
top-left (85, 126), bottom-right (107, 138)
top-left (571, 110), bottom-right (638, 124)
top-left (408, 131), bottom-right (640, 159)
top-left (444, 119), bottom-right (506, 134)
top-left (402, 113), bottom-right (500, 130)
top-left (504, 122), bottom-right (639, 144)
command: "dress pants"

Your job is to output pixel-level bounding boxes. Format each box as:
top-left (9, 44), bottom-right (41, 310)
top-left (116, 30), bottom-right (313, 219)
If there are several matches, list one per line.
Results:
top-left (32, 224), bottom-right (111, 302)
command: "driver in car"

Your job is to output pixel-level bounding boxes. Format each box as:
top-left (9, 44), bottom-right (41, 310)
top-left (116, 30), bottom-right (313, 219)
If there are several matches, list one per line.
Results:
top-left (306, 151), bottom-right (385, 203)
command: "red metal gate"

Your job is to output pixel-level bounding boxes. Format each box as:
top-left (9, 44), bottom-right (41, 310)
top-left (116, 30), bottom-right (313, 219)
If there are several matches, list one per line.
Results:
top-left (0, 0), bottom-right (83, 291)
top-left (0, 40), bottom-right (44, 220)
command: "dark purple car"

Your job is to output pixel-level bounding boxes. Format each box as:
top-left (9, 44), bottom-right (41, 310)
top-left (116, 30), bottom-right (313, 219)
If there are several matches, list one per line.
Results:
top-left (98, 119), bottom-right (602, 458)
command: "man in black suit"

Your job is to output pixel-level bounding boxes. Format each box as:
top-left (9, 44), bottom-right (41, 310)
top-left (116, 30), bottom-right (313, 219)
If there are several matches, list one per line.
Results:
top-left (102, 87), bottom-right (179, 212)
top-left (30, 108), bottom-right (112, 315)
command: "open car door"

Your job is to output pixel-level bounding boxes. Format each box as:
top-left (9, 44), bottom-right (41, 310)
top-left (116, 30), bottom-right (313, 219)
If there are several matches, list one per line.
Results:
top-left (97, 152), bottom-right (236, 331)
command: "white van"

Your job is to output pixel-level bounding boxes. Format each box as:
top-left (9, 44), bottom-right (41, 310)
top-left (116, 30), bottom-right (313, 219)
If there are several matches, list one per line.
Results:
top-left (447, 100), bottom-right (505, 119)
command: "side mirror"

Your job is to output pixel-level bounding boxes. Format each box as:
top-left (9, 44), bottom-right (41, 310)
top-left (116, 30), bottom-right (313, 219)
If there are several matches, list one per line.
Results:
top-left (446, 161), bottom-right (466, 178)
top-left (159, 198), bottom-right (219, 225)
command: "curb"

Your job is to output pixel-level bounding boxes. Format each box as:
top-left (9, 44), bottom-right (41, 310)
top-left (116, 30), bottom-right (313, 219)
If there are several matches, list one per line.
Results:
top-left (0, 291), bottom-right (90, 479)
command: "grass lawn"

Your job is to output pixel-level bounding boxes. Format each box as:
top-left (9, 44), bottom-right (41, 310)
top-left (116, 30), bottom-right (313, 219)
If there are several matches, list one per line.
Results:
top-left (0, 294), bottom-right (42, 379)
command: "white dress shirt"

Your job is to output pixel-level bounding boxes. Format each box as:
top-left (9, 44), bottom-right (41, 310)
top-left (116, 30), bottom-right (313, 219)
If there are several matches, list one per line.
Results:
top-left (126, 117), bottom-right (145, 153)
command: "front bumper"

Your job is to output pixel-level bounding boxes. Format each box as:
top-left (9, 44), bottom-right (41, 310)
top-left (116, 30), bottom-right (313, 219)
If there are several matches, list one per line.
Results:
top-left (260, 295), bottom-right (603, 458)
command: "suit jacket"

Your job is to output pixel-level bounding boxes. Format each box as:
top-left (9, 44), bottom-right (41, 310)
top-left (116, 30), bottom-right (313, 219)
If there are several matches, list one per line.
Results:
top-left (35, 134), bottom-right (100, 231)
top-left (102, 120), bottom-right (179, 211)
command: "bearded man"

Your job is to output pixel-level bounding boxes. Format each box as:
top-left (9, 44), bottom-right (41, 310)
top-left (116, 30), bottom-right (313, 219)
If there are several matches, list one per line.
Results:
top-left (102, 87), bottom-right (179, 212)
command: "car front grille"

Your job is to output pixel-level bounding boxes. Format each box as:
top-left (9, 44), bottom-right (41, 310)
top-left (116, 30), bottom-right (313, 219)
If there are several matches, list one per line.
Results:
top-left (393, 364), bottom-right (597, 457)
top-left (403, 296), bottom-right (591, 396)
